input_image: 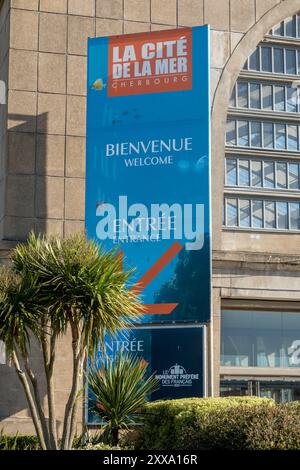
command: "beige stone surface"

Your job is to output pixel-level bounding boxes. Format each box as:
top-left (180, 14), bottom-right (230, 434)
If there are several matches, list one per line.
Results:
top-left (39, 13), bottom-right (67, 54)
top-left (35, 218), bottom-right (64, 237)
top-left (124, 21), bottom-right (150, 33)
top-left (256, 0), bottom-right (281, 21)
top-left (68, 0), bottom-right (95, 17)
top-left (96, 0), bottom-right (123, 19)
top-left (66, 136), bottom-right (86, 178)
top-left (68, 15), bottom-right (95, 56)
top-left (8, 132), bottom-right (35, 175)
top-left (38, 53), bottom-right (66, 94)
top-left (8, 91), bottom-right (37, 133)
top-left (230, 31), bottom-right (244, 53)
top-left (36, 134), bottom-right (65, 176)
top-left (10, 8), bottom-right (38, 50)
top-left (3, 216), bottom-right (34, 240)
top-left (96, 18), bottom-right (123, 36)
top-left (11, 0), bottom-right (39, 10)
top-left (9, 49), bottom-right (37, 91)
top-left (66, 95), bottom-right (86, 137)
top-left (37, 93), bottom-right (66, 135)
top-left (124, 0), bottom-right (150, 23)
top-left (151, 24), bottom-right (176, 31)
top-left (64, 219), bottom-right (85, 236)
top-left (204, 0), bottom-right (229, 31)
top-left (39, 0), bottom-right (67, 14)
top-left (151, 0), bottom-right (177, 25)
top-left (67, 55), bottom-right (87, 96)
top-left (210, 30), bottom-right (230, 68)
top-left (6, 175), bottom-right (35, 218)
top-left (65, 178), bottom-right (85, 220)
top-left (178, 0), bottom-right (203, 26)
top-left (230, 0), bottom-right (256, 33)
top-left (36, 176), bottom-right (64, 219)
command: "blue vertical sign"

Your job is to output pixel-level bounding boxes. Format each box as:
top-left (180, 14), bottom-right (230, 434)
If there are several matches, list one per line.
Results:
top-left (86, 26), bottom-right (211, 325)
top-left (87, 326), bottom-right (205, 424)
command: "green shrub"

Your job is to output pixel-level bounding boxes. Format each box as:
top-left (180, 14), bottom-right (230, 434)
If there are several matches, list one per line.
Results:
top-left (136, 397), bottom-right (275, 450)
top-left (0, 432), bottom-right (39, 450)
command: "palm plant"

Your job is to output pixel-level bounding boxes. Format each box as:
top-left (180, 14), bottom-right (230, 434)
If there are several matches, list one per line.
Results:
top-left (88, 351), bottom-right (159, 446)
top-left (0, 232), bottom-right (142, 450)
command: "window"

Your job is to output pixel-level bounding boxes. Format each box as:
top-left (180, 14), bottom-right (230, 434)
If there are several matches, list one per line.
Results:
top-left (239, 199), bottom-right (250, 227)
top-left (226, 159), bottom-right (237, 186)
top-left (224, 197), bottom-right (300, 231)
top-left (264, 161), bottom-right (275, 187)
top-left (226, 119), bottom-right (300, 151)
top-left (264, 200), bottom-right (276, 228)
top-left (221, 310), bottom-right (300, 368)
top-left (225, 157), bottom-right (300, 192)
top-left (251, 160), bottom-right (262, 187)
top-left (226, 198), bottom-right (238, 226)
top-left (226, 120), bottom-right (236, 146)
top-left (225, 15), bottom-right (300, 234)
top-left (277, 201), bottom-right (288, 229)
top-left (290, 202), bottom-right (300, 229)
top-left (246, 44), bottom-right (300, 76)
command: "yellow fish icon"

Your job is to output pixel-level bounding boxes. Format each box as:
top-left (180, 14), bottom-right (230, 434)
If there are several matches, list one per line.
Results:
top-left (92, 78), bottom-right (106, 91)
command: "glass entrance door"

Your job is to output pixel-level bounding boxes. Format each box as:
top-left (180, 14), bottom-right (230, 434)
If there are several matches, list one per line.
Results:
top-left (220, 378), bottom-right (300, 402)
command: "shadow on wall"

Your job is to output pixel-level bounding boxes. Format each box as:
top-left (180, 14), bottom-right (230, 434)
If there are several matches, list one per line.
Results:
top-left (0, 112), bottom-right (49, 431)
top-left (4, 111), bottom-right (48, 242)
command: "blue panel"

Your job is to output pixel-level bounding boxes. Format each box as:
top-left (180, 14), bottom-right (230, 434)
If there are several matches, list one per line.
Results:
top-left (85, 26), bottom-right (211, 324)
top-left (87, 326), bottom-right (205, 424)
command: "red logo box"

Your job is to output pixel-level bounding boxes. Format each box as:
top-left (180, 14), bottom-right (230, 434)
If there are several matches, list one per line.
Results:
top-left (108, 28), bottom-right (192, 97)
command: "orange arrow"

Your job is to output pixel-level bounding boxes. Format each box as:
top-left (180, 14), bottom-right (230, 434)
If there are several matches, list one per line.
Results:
top-left (118, 242), bottom-right (183, 315)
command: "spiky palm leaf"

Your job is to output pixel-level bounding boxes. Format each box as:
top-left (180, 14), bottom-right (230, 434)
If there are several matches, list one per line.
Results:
top-left (88, 351), bottom-right (159, 444)
top-left (12, 232), bottom-right (142, 352)
top-left (0, 267), bottom-right (41, 357)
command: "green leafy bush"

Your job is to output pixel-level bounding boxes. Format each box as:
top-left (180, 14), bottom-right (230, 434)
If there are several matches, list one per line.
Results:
top-left (136, 397), bottom-right (275, 450)
top-left (0, 432), bottom-right (39, 450)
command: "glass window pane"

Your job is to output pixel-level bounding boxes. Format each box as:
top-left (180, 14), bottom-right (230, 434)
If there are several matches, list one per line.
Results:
top-left (287, 125), bottom-right (298, 151)
top-left (277, 201), bottom-right (288, 229)
top-left (238, 160), bottom-right (250, 186)
top-left (298, 50), bottom-right (300, 75)
top-left (226, 159), bottom-right (237, 185)
top-left (239, 200), bottom-right (251, 227)
top-left (290, 202), bottom-right (300, 229)
top-left (274, 85), bottom-right (285, 111)
top-left (263, 122), bottom-right (274, 148)
top-left (237, 121), bottom-right (249, 146)
top-left (250, 83), bottom-right (260, 108)
top-left (275, 123), bottom-right (286, 149)
top-left (274, 48), bottom-right (284, 74)
top-left (261, 47), bottom-right (272, 72)
top-left (285, 16), bottom-right (296, 37)
top-left (262, 84), bottom-right (273, 110)
top-left (229, 85), bottom-right (236, 107)
top-left (288, 163), bottom-right (299, 190)
top-left (251, 160), bottom-right (262, 187)
top-left (264, 161), bottom-right (275, 188)
top-left (276, 162), bottom-right (287, 189)
top-left (249, 48), bottom-right (259, 70)
top-left (237, 82), bottom-right (248, 108)
top-left (264, 201), bottom-right (276, 228)
top-left (286, 86), bottom-right (297, 112)
top-left (286, 49), bottom-right (297, 75)
top-left (226, 120), bottom-right (236, 146)
top-left (226, 199), bottom-right (238, 226)
top-left (274, 21), bottom-right (284, 36)
top-left (298, 14), bottom-right (300, 38)
top-left (252, 200), bottom-right (263, 228)
top-left (250, 121), bottom-right (261, 147)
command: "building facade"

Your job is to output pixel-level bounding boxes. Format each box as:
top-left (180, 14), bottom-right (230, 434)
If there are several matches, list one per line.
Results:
top-left (1, 0), bottom-right (300, 433)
